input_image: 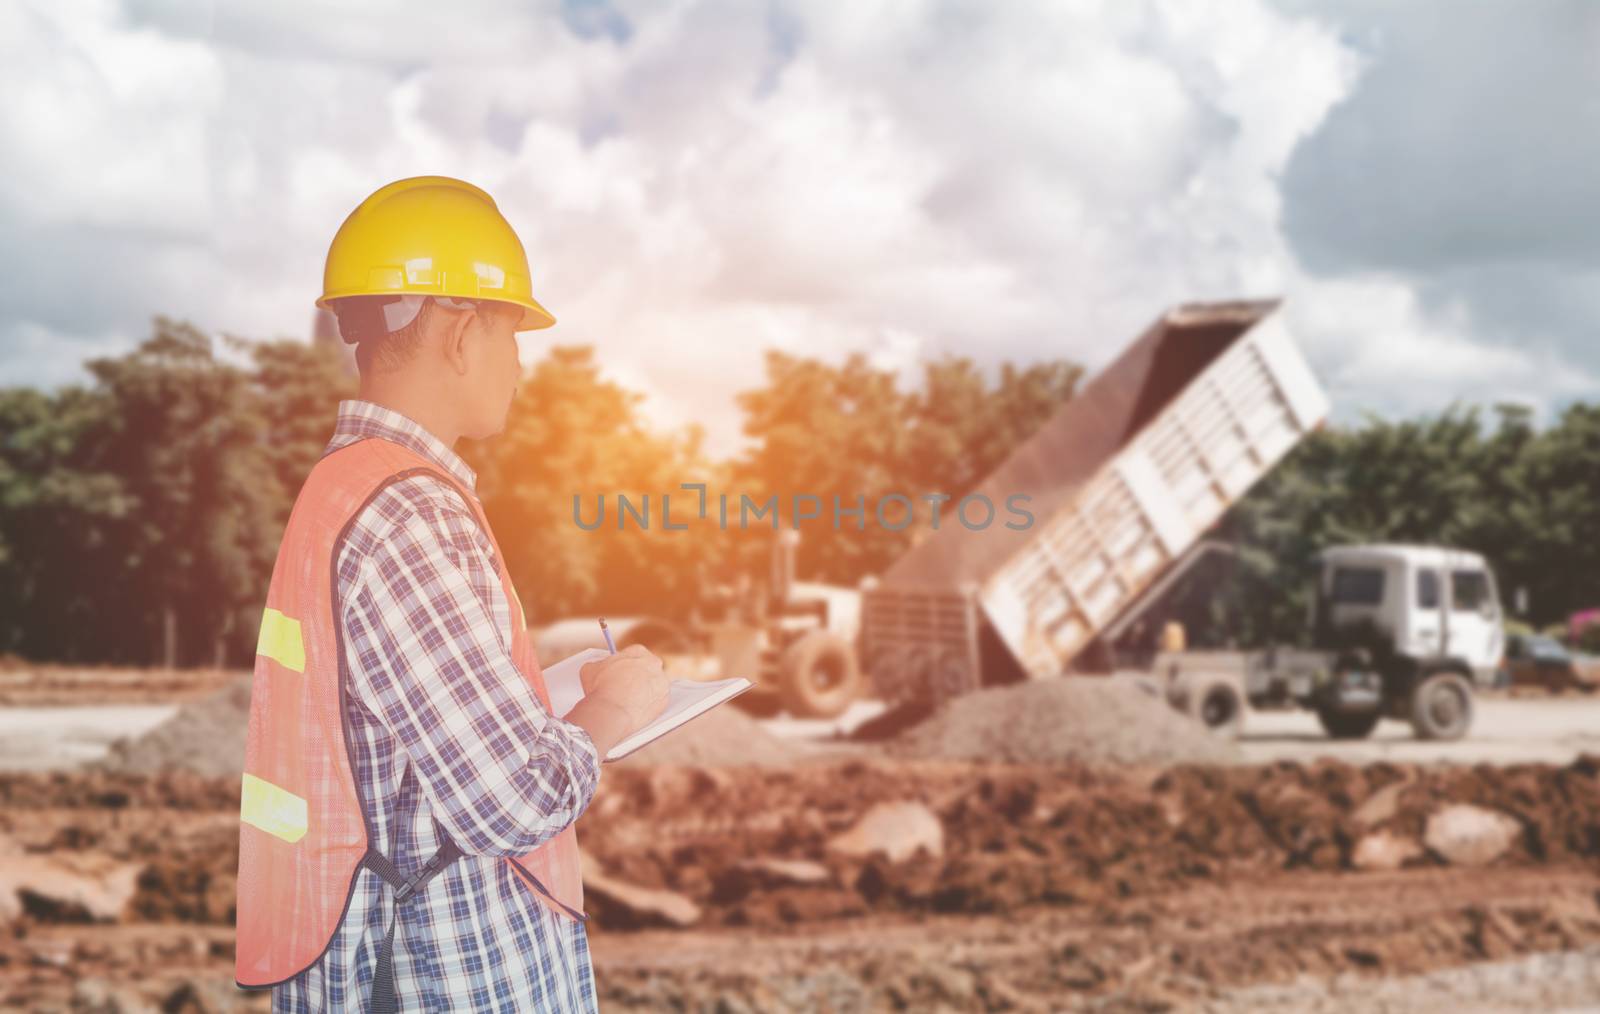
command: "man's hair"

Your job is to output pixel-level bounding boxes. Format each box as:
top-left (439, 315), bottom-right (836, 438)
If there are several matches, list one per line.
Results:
top-left (337, 297), bottom-right (511, 376)
top-left (350, 297), bottom-right (436, 376)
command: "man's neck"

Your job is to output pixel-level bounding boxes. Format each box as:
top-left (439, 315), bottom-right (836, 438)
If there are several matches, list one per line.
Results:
top-left (357, 378), bottom-right (461, 448)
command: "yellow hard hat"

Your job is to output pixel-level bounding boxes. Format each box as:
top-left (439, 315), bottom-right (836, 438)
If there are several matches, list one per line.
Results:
top-left (317, 175), bottom-right (555, 331)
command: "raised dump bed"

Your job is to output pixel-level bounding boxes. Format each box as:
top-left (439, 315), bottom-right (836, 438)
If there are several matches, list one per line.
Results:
top-left (864, 300), bottom-right (1328, 704)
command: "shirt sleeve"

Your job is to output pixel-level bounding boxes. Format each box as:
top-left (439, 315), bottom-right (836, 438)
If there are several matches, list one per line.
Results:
top-left (342, 484), bottom-right (601, 857)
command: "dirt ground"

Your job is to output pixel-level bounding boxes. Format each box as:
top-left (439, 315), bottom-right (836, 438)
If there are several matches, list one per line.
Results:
top-left (4, 755), bottom-right (1600, 1011)
top-left (7, 664), bottom-right (1600, 1011)
top-left (0, 663), bottom-right (234, 708)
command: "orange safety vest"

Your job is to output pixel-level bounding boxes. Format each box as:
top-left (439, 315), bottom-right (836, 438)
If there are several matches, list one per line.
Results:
top-left (235, 436), bottom-right (586, 991)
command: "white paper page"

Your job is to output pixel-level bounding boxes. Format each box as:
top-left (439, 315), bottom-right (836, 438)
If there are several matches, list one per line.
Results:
top-left (539, 648), bottom-right (753, 761)
top-left (607, 676), bottom-right (752, 761)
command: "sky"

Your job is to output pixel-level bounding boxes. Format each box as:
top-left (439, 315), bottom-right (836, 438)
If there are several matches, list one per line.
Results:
top-left (2, 0), bottom-right (1596, 456)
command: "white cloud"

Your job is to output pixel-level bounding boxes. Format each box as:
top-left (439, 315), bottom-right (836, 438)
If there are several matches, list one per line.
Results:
top-left (0, 2), bottom-right (221, 234)
top-left (0, 0), bottom-right (1589, 453)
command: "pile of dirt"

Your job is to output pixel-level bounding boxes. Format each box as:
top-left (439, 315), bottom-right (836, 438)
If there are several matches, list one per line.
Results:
top-left (616, 705), bottom-right (819, 767)
top-left (7, 755), bottom-right (1600, 934)
top-left (578, 755), bottom-right (1600, 929)
top-left (881, 676), bottom-right (1241, 765)
top-left (98, 675), bottom-right (251, 777)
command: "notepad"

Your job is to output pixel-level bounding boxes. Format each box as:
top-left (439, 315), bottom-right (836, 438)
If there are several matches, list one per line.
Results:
top-left (541, 647), bottom-right (754, 762)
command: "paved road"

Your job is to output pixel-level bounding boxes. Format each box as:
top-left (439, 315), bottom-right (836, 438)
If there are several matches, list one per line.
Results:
top-left (0, 704), bottom-right (176, 771)
top-left (3, 693), bottom-right (1596, 773)
top-left (1235, 695), bottom-right (1600, 766)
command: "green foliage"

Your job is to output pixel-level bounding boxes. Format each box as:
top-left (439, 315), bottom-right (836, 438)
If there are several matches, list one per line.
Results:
top-left (734, 351), bottom-right (1079, 583)
top-left (458, 346), bottom-right (720, 624)
top-left (6, 314), bottom-right (1600, 669)
top-left (1164, 402), bottom-right (1591, 649)
top-left (0, 321), bottom-right (351, 665)
top-left (0, 384), bottom-right (128, 660)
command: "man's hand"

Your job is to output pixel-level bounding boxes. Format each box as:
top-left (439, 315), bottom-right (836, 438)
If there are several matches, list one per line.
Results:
top-left (578, 645), bottom-right (670, 735)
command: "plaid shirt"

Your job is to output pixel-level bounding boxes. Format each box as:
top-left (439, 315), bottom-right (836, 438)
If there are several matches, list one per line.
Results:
top-left (273, 400), bottom-right (602, 1013)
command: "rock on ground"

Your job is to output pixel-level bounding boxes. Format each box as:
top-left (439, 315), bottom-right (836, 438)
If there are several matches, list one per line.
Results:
top-left (1425, 804), bottom-right (1522, 867)
top-left (826, 801), bottom-right (944, 863)
top-left (731, 858), bottom-right (833, 887)
top-left (1351, 778), bottom-right (1411, 827)
top-left (0, 832), bottom-right (142, 923)
top-left (583, 862), bottom-right (701, 927)
top-left (1351, 830), bottom-right (1424, 871)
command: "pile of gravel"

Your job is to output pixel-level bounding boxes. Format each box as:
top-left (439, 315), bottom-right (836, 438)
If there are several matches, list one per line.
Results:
top-left (884, 676), bottom-right (1240, 766)
top-left (99, 674), bottom-right (252, 777)
top-left (615, 705), bottom-right (818, 767)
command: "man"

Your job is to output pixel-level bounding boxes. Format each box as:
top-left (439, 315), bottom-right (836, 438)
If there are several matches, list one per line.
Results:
top-left (235, 175), bottom-right (669, 1012)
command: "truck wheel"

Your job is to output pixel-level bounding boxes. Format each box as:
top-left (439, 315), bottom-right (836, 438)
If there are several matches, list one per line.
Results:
top-left (1409, 671), bottom-right (1473, 741)
top-left (1316, 707), bottom-right (1380, 740)
top-left (779, 632), bottom-right (863, 719)
top-left (1187, 680), bottom-right (1243, 738)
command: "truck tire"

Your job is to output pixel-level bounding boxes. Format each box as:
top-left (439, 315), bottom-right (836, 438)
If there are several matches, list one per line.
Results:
top-left (1186, 679), bottom-right (1243, 738)
top-left (1316, 706), bottom-right (1380, 740)
top-left (779, 632), bottom-right (864, 719)
top-left (1409, 671), bottom-right (1473, 741)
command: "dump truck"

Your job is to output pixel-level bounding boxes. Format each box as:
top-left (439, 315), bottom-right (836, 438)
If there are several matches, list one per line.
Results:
top-left (861, 298), bottom-right (1500, 740)
top-left (860, 301), bottom-right (1322, 703)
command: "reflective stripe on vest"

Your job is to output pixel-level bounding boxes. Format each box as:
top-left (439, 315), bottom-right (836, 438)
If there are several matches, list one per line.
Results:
top-left (240, 773), bottom-right (309, 844)
top-left (234, 437), bottom-right (586, 991)
top-left (255, 608), bottom-right (305, 673)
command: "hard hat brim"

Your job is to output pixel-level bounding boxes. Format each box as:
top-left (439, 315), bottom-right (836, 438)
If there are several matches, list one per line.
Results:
top-left (512, 297), bottom-right (557, 331)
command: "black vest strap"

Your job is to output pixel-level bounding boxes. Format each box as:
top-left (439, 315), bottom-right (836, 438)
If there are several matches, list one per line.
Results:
top-left (362, 832), bottom-right (464, 1013)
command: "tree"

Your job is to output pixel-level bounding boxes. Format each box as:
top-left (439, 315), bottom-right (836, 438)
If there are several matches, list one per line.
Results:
top-left (461, 346), bottom-right (720, 625)
top-left (243, 336), bottom-right (356, 512)
top-left (78, 320), bottom-right (284, 666)
top-left (1172, 404), bottom-right (1579, 649)
top-left (735, 351), bottom-right (1081, 585)
top-left (734, 351), bottom-right (911, 583)
top-left (0, 385), bottom-right (130, 660)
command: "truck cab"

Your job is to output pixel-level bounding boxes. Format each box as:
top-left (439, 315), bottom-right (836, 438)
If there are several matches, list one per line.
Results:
top-left (1288, 543), bottom-right (1502, 740)
top-left (1318, 544), bottom-right (1503, 686)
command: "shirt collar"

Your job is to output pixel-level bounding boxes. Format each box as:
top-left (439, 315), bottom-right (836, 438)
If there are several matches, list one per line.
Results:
top-left (327, 399), bottom-right (478, 491)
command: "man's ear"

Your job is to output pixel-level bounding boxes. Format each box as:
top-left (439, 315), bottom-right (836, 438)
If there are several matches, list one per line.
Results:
top-left (439, 304), bottom-right (477, 376)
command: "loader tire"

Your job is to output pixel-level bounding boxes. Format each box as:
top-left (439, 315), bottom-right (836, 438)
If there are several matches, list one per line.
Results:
top-left (1317, 706), bottom-right (1380, 740)
top-left (1188, 679), bottom-right (1244, 738)
top-left (1409, 671), bottom-right (1473, 741)
top-left (779, 632), bottom-right (863, 719)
